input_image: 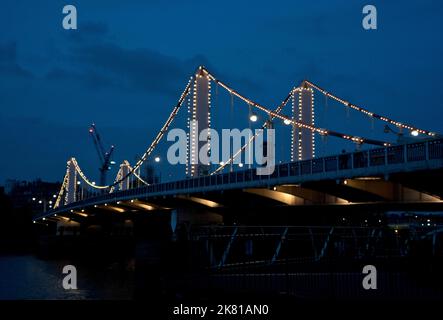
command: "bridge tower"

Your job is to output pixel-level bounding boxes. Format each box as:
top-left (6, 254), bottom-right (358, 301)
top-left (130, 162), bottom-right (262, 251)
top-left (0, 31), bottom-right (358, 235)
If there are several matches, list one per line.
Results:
top-left (189, 67), bottom-right (211, 177)
top-left (291, 82), bottom-right (315, 161)
top-left (65, 158), bottom-right (77, 205)
top-left (120, 162), bottom-right (131, 191)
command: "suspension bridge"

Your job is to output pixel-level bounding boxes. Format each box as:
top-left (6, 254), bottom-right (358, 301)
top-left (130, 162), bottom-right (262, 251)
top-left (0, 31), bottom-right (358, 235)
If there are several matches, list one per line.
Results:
top-left (33, 66), bottom-right (443, 229)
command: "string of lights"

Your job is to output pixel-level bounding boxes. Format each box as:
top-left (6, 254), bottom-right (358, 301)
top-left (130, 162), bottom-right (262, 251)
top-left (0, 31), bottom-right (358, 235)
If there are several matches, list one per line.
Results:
top-left (123, 160), bottom-right (149, 186)
top-left (53, 165), bottom-right (69, 209)
top-left (109, 166), bottom-right (123, 193)
top-left (53, 66), bottom-right (433, 209)
top-left (66, 78), bottom-right (194, 194)
top-left (211, 91), bottom-right (294, 174)
top-left (71, 158), bottom-right (109, 189)
top-left (202, 67), bottom-right (391, 147)
top-left (119, 77), bottom-right (193, 185)
top-left (305, 80), bottom-right (435, 137)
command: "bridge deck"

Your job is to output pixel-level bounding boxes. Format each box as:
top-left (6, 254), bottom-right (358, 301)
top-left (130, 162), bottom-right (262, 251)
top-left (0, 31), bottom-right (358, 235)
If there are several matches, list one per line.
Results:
top-left (35, 139), bottom-right (443, 220)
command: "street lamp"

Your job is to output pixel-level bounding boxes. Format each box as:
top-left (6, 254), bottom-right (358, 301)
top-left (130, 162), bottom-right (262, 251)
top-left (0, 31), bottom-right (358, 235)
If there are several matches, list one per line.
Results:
top-left (385, 125), bottom-right (425, 143)
top-left (32, 197), bottom-right (48, 212)
top-left (249, 113), bottom-right (258, 122)
top-left (149, 156), bottom-right (162, 183)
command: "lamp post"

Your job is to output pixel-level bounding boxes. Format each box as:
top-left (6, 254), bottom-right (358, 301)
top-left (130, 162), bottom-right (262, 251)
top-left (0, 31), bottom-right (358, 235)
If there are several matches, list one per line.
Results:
top-left (384, 125), bottom-right (425, 143)
top-left (247, 108), bottom-right (259, 170)
top-left (145, 156), bottom-right (162, 184)
top-left (154, 156), bottom-right (162, 183)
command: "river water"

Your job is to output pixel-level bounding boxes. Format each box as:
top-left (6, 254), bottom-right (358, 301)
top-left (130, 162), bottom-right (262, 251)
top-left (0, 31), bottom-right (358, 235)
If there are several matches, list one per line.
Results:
top-left (0, 254), bottom-right (134, 300)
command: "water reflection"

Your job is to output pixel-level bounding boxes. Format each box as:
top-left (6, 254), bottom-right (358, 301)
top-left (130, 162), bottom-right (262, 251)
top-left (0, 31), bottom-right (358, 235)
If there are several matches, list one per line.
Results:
top-left (0, 255), bottom-right (134, 300)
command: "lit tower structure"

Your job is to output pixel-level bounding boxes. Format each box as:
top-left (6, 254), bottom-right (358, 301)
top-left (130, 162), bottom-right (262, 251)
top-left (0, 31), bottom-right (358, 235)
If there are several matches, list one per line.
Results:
top-left (291, 81), bottom-right (315, 161)
top-left (189, 67), bottom-right (211, 177)
top-left (65, 158), bottom-right (77, 205)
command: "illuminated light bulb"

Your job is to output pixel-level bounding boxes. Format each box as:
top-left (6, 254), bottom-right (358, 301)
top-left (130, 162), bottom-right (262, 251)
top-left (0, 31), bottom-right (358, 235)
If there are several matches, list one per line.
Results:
top-left (238, 163), bottom-right (244, 168)
top-left (249, 114), bottom-right (258, 122)
top-left (283, 119), bottom-right (292, 125)
top-left (411, 130), bottom-right (419, 137)
top-left (220, 161), bottom-right (225, 166)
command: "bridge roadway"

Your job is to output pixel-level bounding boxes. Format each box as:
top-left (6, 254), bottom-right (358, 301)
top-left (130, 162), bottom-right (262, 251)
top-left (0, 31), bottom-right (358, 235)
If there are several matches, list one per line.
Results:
top-left (35, 138), bottom-right (443, 221)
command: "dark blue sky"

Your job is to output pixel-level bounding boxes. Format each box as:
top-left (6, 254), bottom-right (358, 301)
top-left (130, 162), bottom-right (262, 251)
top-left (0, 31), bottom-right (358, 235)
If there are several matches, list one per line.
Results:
top-left (0, 0), bottom-right (442, 184)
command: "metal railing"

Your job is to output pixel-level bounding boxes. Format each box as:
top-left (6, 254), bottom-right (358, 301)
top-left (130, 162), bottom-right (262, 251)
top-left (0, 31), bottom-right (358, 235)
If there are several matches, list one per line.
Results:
top-left (42, 138), bottom-right (443, 215)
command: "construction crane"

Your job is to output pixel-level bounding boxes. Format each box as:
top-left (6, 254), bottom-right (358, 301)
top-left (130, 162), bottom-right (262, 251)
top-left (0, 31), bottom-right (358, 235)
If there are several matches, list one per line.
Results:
top-left (88, 123), bottom-right (115, 186)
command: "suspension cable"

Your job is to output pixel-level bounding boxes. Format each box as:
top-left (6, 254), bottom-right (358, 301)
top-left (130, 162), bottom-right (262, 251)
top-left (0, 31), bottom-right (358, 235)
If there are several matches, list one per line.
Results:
top-left (109, 166), bottom-right (123, 193)
top-left (111, 77), bottom-right (193, 187)
top-left (57, 67), bottom-right (422, 203)
top-left (53, 167), bottom-right (69, 209)
top-left (211, 91), bottom-right (294, 174)
top-left (305, 80), bottom-right (435, 136)
top-left (65, 77), bottom-right (194, 191)
top-left (71, 158), bottom-right (109, 189)
top-left (123, 160), bottom-right (149, 186)
top-left (202, 67), bottom-right (391, 148)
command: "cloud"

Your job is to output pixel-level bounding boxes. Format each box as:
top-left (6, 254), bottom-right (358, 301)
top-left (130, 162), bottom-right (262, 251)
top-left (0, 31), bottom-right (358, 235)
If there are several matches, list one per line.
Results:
top-left (64, 21), bottom-right (109, 43)
top-left (45, 67), bottom-right (117, 90)
top-left (46, 41), bottom-right (263, 97)
top-left (42, 43), bottom-right (195, 96)
top-left (69, 43), bottom-right (191, 95)
top-left (0, 42), bottom-right (33, 78)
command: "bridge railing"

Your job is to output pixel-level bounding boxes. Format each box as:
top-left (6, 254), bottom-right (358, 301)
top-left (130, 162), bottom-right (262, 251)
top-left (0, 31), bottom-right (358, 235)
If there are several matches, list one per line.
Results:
top-left (49, 139), bottom-right (443, 212)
